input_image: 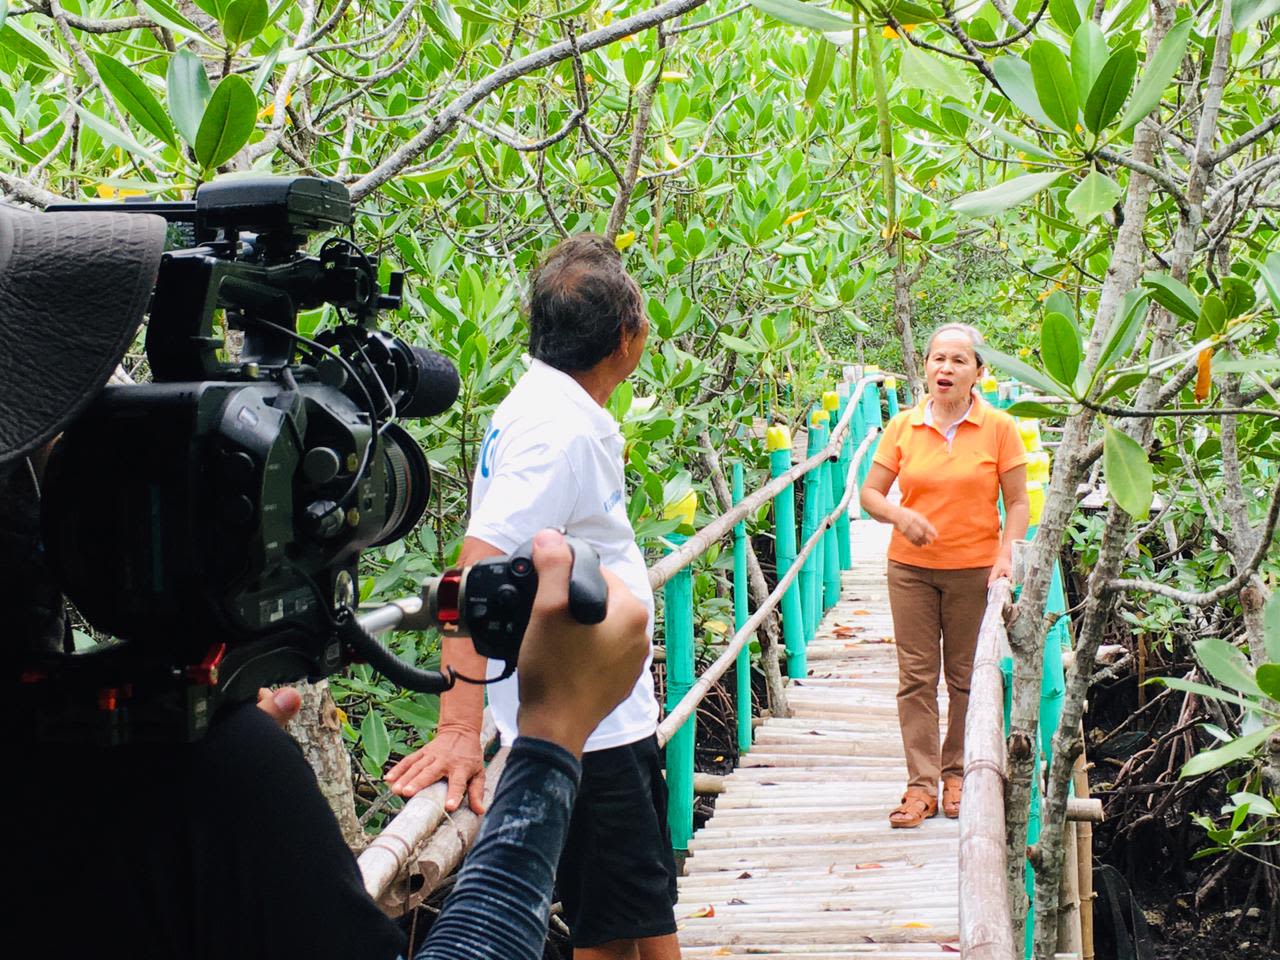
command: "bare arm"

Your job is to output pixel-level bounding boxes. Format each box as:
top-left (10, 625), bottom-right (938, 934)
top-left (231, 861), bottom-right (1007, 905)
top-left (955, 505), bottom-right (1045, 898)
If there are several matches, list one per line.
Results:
top-left (991, 464), bottom-right (1029, 585)
top-left (384, 535), bottom-right (502, 811)
top-left (860, 462), bottom-right (937, 546)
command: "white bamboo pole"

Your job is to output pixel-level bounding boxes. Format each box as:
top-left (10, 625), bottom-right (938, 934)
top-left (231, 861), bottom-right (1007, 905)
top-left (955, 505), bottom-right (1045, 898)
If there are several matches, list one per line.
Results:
top-left (656, 428), bottom-right (879, 746)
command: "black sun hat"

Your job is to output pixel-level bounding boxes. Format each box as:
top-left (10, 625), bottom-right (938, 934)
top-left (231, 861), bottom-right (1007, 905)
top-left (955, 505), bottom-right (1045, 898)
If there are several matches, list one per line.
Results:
top-left (0, 202), bottom-right (167, 466)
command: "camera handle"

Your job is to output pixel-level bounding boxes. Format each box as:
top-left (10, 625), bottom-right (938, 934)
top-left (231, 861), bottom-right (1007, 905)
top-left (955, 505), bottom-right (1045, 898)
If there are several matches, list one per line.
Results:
top-left (335, 610), bottom-right (456, 694)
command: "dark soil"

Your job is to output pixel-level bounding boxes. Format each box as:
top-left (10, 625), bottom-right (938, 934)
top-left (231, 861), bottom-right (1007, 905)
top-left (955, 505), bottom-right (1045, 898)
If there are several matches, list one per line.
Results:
top-left (1085, 653), bottom-right (1279, 959)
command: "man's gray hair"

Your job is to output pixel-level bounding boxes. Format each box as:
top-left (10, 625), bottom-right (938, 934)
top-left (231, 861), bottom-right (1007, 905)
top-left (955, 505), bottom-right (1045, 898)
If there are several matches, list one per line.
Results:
top-left (924, 322), bottom-right (985, 367)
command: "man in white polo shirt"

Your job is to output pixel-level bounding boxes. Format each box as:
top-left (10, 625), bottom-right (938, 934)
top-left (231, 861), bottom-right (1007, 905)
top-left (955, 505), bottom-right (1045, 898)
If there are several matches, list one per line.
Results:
top-left (386, 234), bottom-right (679, 960)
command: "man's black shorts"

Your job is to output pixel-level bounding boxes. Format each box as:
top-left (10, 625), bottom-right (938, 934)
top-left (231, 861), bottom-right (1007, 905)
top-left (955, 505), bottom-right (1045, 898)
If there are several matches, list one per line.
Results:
top-left (555, 734), bottom-right (679, 947)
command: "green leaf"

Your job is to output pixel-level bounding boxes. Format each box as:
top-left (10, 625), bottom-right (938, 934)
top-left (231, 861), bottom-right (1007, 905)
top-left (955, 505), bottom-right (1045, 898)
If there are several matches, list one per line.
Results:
top-left (1041, 311), bottom-right (1082, 389)
top-left (1048, 0), bottom-right (1082, 35)
top-left (1182, 725), bottom-right (1279, 778)
top-left (719, 332), bottom-right (762, 354)
top-left (93, 54), bottom-right (176, 147)
top-left (1028, 39), bottom-right (1080, 134)
top-left (981, 345), bottom-right (1066, 397)
top-left (1196, 637), bottom-right (1265, 697)
top-left (1235, 0), bottom-right (1280, 32)
top-left (194, 74), bottom-right (256, 170)
top-left (137, 0), bottom-right (211, 39)
top-left (891, 105), bottom-right (948, 137)
top-left (1264, 593), bottom-right (1280, 664)
top-left (898, 43), bottom-right (968, 97)
top-left (167, 50), bottom-right (213, 147)
top-left (384, 696), bottom-right (440, 731)
top-left (1230, 791), bottom-right (1279, 819)
top-left (1066, 170), bottom-right (1123, 225)
top-left (1154, 676), bottom-right (1262, 713)
top-left (1096, 287), bottom-right (1149, 374)
top-left (360, 709), bottom-right (391, 768)
top-left (1006, 400), bottom-right (1068, 418)
top-left (1142, 272), bottom-right (1200, 322)
top-left (1103, 425), bottom-right (1152, 519)
top-left (73, 107), bottom-right (161, 164)
top-left (748, 0), bottom-right (851, 33)
top-left (1084, 46), bottom-right (1137, 133)
top-left (951, 171), bottom-right (1062, 217)
top-left (222, 0), bottom-right (268, 47)
top-left (0, 0), bottom-right (7, 33)
top-left (991, 56), bottom-right (1058, 130)
top-left (1195, 293), bottom-right (1227, 339)
top-left (1044, 288), bottom-right (1077, 322)
top-left (623, 47), bottom-right (645, 87)
top-left (1260, 250), bottom-right (1280, 313)
top-left (1118, 18), bottom-right (1193, 131)
top-left (804, 38), bottom-right (838, 105)
top-left (1213, 357), bottom-right (1280, 374)
top-left (1258, 664), bottom-right (1280, 702)
top-left (942, 103), bottom-right (1058, 161)
top-left (1070, 21), bottom-right (1109, 104)
top-left (0, 18), bottom-right (71, 72)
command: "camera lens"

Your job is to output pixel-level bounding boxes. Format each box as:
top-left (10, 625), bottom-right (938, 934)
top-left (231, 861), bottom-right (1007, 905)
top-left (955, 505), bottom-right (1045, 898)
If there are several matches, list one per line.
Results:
top-left (371, 422), bottom-right (430, 547)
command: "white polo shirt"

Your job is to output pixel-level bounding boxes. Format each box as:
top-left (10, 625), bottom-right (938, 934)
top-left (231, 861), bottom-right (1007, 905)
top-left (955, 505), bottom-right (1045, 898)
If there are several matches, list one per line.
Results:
top-left (466, 359), bottom-right (659, 751)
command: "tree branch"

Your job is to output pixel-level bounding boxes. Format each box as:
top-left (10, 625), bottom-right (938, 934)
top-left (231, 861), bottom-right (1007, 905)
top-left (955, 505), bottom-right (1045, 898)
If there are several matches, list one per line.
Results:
top-left (350, 0), bottom-right (713, 201)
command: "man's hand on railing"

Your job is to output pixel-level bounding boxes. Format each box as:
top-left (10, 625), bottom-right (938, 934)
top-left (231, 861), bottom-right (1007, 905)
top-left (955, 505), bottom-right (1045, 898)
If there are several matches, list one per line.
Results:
top-left (256, 686), bottom-right (302, 727)
top-left (385, 724), bottom-right (488, 811)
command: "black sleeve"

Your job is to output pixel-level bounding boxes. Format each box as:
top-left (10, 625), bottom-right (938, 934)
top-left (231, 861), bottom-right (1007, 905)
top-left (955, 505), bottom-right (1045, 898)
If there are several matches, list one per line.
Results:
top-left (416, 737), bottom-right (581, 960)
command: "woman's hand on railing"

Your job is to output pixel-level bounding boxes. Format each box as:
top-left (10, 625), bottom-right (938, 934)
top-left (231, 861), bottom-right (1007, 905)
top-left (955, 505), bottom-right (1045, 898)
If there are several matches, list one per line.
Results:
top-left (988, 555), bottom-right (1014, 586)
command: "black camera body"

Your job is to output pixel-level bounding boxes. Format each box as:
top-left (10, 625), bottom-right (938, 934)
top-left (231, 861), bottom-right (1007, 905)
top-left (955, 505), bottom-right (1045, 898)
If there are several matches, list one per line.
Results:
top-left (29, 177), bottom-right (458, 742)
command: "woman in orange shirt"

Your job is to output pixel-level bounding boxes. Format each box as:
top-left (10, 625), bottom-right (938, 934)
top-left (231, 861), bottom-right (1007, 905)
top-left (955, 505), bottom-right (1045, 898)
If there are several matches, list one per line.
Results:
top-left (860, 324), bottom-right (1029, 828)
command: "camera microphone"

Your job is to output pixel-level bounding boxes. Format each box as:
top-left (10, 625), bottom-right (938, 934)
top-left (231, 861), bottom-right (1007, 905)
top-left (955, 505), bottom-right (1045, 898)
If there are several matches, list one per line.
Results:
top-left (401, 347), bottom-right (461, 418)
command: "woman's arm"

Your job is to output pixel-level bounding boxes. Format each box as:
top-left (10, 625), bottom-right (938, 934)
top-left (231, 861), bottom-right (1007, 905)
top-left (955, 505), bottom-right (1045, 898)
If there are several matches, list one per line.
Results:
top-left (991, 464), bottom-right (1030, 585)
top-left (860, 462), bottom-right (937, 546)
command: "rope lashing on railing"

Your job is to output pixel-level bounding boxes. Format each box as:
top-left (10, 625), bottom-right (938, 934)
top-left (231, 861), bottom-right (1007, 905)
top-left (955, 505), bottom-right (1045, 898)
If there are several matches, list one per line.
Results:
top-left (648, 375), bottom-right (888, 591)
top-left (958, 577), bottom-right (1015, 960)
top-left (656, 426), bottom-right (880, 747)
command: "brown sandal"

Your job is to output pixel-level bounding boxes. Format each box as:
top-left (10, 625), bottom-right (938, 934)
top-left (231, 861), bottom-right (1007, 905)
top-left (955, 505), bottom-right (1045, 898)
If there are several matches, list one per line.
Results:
top-left (889, 787), bottom-right (938, 829)
top-left (942, 777), bottom-right (962, 818)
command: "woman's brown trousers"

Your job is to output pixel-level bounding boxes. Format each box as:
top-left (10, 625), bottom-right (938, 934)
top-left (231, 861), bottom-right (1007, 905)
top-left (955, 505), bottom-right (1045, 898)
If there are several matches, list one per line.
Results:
top-left (886, 560), bottom-right (991, 792)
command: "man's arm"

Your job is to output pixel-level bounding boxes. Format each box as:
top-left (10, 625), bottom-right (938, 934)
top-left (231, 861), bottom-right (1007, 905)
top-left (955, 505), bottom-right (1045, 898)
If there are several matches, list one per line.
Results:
top-left (384, 536), bottom-right (502, 812)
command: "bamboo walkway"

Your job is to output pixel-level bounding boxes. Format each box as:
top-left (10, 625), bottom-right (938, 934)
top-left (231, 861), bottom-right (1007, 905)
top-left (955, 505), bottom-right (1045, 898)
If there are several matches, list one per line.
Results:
top-left (676, 518), bottom-right (961, 958)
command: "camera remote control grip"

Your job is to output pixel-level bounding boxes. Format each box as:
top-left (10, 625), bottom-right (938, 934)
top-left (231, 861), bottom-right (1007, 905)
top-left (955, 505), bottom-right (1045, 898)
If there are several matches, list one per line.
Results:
top-left (562, 534), bottom-right (608, 625)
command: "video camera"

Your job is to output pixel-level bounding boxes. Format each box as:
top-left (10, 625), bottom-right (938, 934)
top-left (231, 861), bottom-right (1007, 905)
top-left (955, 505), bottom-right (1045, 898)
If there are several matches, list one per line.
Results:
top-left (19, 176), bottom-right (604, 744)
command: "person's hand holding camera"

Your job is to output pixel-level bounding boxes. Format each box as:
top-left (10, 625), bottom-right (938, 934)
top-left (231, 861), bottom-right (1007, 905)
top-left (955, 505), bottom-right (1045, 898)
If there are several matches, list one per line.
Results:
top-left (514, 529), bottom-right (649, 758)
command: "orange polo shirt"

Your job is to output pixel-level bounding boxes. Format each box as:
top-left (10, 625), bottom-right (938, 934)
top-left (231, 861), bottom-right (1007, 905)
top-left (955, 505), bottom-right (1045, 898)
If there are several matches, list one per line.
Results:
top-left (873, 395), bottom-right (1028, 570)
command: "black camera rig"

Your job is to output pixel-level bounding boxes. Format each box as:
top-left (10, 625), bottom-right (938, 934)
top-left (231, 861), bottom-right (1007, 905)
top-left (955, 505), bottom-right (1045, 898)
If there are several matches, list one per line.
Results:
top-left (23, 177), bottom-right (475, 743)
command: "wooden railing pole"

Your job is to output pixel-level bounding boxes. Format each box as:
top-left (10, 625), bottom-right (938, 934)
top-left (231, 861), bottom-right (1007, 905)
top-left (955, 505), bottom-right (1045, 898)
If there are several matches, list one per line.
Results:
top-left (768, 426), bottom-right (806, 679)
top-left (821, 391), bottom-right (842, 610)
top-left (663, 526), bottom-right (696, 853)
top-left (834, 383), bottom-right (854, 570)
top-left (799, 410), bottom-right (823, 644)
top-left (731, 460), bottom-right (752, 754)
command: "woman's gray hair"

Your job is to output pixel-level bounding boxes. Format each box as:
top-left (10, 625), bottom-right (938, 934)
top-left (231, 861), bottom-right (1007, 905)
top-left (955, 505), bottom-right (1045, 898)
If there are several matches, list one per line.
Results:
top-left (924, 322), bottom-right (985, 367)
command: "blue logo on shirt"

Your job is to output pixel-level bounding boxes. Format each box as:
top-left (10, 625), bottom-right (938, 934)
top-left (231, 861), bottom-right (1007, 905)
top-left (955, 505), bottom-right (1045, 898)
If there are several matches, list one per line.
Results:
top-left (479, 427), bottom-right (500, 478)
top-left (603, 489), bottom-right (622, 513)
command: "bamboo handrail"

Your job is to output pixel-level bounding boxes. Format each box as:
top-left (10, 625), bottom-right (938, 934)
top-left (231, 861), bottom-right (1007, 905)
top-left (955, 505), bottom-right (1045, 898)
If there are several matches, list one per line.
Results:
top-left (959, 578), bottom-right (1015, 960)
top-left (656, 427), bottom-right (879, 746)
top-left (648, 375), bottom-right (884, 591)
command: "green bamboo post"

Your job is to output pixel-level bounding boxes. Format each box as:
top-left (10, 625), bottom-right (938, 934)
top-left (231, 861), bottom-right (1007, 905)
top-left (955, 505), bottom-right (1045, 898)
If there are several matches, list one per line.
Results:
top-left (768, 426), bottom-right (807, 679)
top-left (662, 492), bottom-right (697, 853)
top-left (799, 410), bottom-right (823, 643)
top-left (732, 461), bottom-right (752, 754)
top-left (810, 407), bottom-right (830, 621)
top-left (885, 375), bottom-right (900, 418)
top-left (849, 382), bottom-right (869, 519)
top-left (834, 384), bottom-right (853, 569)
top-left (821, 392), bottom-right (841, 611)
